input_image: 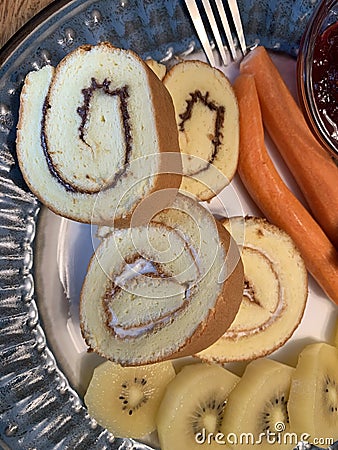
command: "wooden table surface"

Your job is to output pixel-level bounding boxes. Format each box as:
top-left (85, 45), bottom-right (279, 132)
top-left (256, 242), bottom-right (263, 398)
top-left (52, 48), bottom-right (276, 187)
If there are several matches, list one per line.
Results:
top-left (0, 0), bottom-right (54, 49)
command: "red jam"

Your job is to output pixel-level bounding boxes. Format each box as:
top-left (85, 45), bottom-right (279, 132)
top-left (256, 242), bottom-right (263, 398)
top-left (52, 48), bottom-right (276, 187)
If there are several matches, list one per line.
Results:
top-left (312, 20), bottom-right (338, 137)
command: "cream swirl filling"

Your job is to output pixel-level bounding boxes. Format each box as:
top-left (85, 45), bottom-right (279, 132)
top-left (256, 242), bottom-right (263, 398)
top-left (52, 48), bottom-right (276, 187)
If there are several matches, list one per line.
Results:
top-left (223, 245), bottom-right (285, 339)
top-left (102, 228), bottom-right (201, 340)
top-left (225, 246), bottom-right (285, 338)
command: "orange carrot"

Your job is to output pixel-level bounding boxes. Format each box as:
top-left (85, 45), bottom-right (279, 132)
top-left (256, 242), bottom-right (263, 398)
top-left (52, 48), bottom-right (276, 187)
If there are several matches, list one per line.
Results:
top-left (240, 46), bottom-right (338, 249)
top-left (233, 73), bottom-right (338, 305)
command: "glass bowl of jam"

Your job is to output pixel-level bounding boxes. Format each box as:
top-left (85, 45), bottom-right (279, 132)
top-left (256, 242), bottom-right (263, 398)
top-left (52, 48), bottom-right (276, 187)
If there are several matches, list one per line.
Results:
top-left (297, 0), bottom-right (338, 158)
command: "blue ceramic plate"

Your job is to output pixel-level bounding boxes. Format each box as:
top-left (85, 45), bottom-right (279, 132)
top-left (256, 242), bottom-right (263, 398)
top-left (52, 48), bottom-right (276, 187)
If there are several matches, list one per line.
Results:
top-left (1, 0), bottom-right (335, 449)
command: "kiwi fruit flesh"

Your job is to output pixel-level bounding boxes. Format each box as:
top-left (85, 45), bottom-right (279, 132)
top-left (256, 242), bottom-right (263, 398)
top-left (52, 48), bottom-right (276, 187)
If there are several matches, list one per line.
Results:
top-left (222, 358), bottom-right (294, 449)
top-left (288, 342), bottom-right (338, 441)
top-left (156, 362), bottom-right (238, 450)
top-left (84, 360), bottom-right (175, 439)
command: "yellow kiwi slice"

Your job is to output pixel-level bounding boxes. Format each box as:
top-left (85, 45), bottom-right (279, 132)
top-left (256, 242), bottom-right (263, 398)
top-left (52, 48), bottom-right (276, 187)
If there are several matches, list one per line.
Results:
top-left (197, 216), bottom-right (308, 362)
top-left (222, 358), bottom-right (294, 449)
top-left (288, 342), bottom-right (338, 441)
top-left (156, 363), bottom-right (238, 450)
top-left (84, 360), bottom-right (175, 439)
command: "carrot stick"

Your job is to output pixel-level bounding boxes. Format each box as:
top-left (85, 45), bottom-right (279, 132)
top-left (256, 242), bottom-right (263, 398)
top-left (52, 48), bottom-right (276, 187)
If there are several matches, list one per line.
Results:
top-left (233, 73), bottom-right (338, 305)
top-left (240, 46), bottom-right (338, 249)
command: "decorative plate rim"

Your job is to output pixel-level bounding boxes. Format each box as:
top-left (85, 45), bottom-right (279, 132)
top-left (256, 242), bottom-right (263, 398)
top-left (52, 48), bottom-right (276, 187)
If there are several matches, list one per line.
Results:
top-left (1, 0), bottom-right (330, 449)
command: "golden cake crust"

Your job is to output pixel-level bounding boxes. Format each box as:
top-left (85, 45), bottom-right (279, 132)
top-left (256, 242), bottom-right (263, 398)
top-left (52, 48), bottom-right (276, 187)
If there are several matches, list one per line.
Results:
top-left (16, 42), bottom-right (182, 225)
top-left (80, 193), bottom-right (244, 366)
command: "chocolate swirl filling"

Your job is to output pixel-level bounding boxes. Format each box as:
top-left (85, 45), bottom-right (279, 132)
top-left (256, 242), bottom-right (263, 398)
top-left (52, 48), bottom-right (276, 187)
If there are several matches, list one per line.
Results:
top-left (40, 78), bottom-right (132, 194)
top-left (178, 90), bottom-right (225, 175)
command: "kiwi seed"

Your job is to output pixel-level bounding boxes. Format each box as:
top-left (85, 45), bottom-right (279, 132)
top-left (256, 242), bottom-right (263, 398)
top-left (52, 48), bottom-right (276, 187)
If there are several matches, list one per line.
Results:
top-left (119, 377), bottom-right (150, 415)
top-left (190, 396), bottom-right (227, 435)
top-left (324, 376), bottom-right (338, 413)
top-left (260, 393), bottom-right (289, 432)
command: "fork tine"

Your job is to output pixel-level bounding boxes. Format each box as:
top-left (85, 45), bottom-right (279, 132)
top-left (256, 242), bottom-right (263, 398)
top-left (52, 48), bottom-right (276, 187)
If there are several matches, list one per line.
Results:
top-left (214, 0), bottom-right (237, 60)
top-left (227, 0), bottom-right (247, 55)
top-left (185, 0), bottom-right (216, 66)
top-left (185, 0), bottom-right (246, 65)
top-left (200, 0), bottom-right (228, 66)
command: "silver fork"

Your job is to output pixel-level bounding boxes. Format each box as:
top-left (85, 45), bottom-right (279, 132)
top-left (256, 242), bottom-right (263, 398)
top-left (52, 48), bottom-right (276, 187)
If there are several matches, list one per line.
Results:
top-left (184, 0), bottom-right (247, 67)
